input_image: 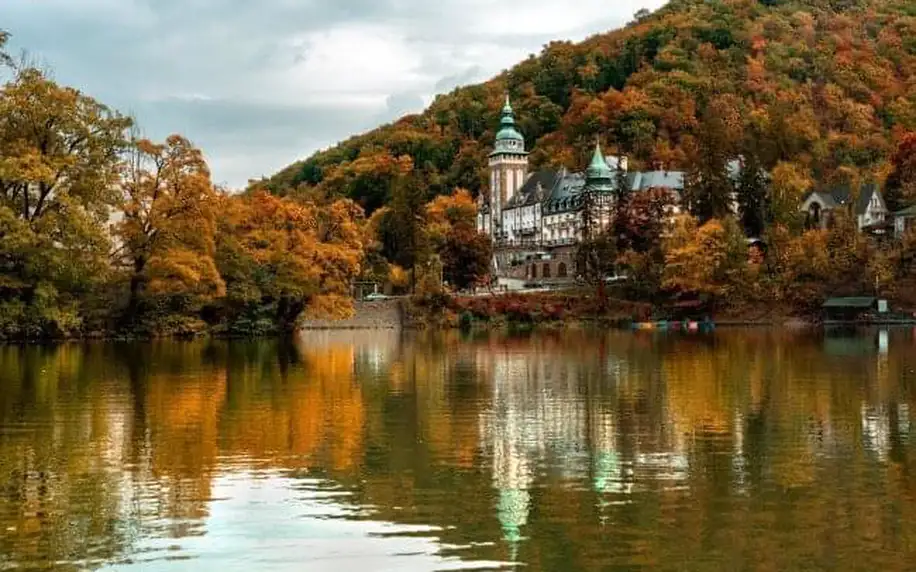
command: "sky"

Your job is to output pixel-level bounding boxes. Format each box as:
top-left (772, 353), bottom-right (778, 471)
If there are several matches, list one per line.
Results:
top-left (3, 0), bottom-right (666, 189)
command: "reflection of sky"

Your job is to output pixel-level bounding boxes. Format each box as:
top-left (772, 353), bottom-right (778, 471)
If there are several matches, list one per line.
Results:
top-left (103, 472), bottom-right (514, 572)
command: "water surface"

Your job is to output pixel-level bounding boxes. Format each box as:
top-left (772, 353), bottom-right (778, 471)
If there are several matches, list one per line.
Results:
top-left (1, 328), bottom-right (915, 571)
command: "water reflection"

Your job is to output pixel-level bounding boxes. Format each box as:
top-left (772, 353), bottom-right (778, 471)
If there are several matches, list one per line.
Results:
top-left (0, 328), bottom-right (915, 570)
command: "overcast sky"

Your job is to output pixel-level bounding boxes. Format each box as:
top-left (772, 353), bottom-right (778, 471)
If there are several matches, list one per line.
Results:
top-left (3, 0), bottom-right (665, 188)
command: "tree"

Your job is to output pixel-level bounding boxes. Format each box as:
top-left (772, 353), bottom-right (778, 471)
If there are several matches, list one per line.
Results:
top-left (443, 227), bottom-right (493, 291)
top-left (663, 216), bottom-right (748, 302)
top-left (767, 162), bottom-right (811, 230)
top-left (617, 187), bottom-right (675, 253)
top-left (425, 188), bottom-right (492, 290)
top-left (115, 135), bottom-right (224, 320)
top-left (735, 150), bottom-right (769, 237)
top-left (0, 30), bottom-right (11, 68)
top-left (683, 98), bottom-right (740, 223)
top-left (376, 165), bottom-right (429, 280)
top-left (218, 191), bottom-right (365, 331)
top-left (0, 67), bottom-right (131, 336)
top-left (884, 132), bottom-right (916, 212)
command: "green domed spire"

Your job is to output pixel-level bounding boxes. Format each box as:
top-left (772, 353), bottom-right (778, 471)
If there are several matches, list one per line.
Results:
top-left (491, 93), bottom-right (526, 156)
top-left (586, 139), bottom-right (614, 192)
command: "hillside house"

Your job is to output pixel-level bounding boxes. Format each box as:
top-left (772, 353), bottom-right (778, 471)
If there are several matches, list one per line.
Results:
top-left (800, 183), bottom-right (889, 232)
top-left (894, 205), bottom-right (916, 238)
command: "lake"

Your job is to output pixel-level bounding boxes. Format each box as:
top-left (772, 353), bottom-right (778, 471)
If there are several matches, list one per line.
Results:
top-left (1, 328), bottom-right (914, 571)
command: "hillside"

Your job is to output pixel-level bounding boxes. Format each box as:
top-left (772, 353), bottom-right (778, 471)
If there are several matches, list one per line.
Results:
top-left (261, 0), bottom-right (916, 214)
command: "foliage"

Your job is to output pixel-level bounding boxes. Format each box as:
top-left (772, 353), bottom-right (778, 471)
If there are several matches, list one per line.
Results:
top-left (217, 191), bottom-right (365, 332)
top-left (663, 216), bottom-right (749, 301)
top-left (263, 0), bottom-right (916, 213)
top-left (0, 67), bottom-right (132, 338)
top-left (884, 132), bottom-right (916, 212)
top-left (426, 189), bottom-right (493, 290)
top-left (115, 135), bottom-right (224, 329)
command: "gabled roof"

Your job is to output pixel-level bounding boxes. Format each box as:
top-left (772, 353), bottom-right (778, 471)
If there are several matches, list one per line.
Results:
top-left (805, 183), bottom-right (883, 215)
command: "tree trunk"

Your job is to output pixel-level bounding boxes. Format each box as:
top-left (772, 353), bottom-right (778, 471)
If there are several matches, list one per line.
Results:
top-left (277, 297), bottom-right (306, 332)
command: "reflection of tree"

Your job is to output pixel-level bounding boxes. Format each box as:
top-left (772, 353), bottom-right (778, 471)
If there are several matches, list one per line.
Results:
top-left (3, 329), bottom-right (916, 570)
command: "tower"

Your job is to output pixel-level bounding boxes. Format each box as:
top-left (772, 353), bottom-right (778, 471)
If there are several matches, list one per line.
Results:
top-left (582, 140), bottom-right (615, 237)
top-left (488, 94), bottom-right (528, 239)
top-left (585, 140), bottom-right (614, 193)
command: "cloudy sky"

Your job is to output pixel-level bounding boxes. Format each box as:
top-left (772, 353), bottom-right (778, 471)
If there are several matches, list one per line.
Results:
top-left (3, 0), bottom-right (665, 188)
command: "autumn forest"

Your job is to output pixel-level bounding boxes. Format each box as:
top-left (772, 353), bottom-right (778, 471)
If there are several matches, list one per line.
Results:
top-left (5, 0), bottom-right (916, 338)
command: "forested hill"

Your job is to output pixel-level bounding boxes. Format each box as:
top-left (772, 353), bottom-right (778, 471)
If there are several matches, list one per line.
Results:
top-left (261, 0), bottom-right (916, 214)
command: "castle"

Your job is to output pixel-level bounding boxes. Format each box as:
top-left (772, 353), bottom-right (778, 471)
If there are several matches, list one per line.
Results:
top-left (476, 96), bottom-right (687, 279)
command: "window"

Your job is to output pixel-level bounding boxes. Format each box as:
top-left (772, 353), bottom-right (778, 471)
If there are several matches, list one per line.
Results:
top-left (558, 263), bottom-right (568, 278)
top-left (543, 263), bottom-right (551, 278)
top-left (531, 264), bottom-right (537, 279)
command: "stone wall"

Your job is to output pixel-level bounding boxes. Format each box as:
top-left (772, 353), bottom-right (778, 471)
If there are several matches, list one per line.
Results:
top-left (299, 299), bottom-right (403, 329)
top-left (499, 246), bottom-right (578, 284)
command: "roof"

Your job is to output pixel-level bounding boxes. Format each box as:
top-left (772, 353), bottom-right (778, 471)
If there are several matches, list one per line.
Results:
top-left (586, 142), bottom-right (613, 182)
top-left (505, 170), bottom-right (560, 208)
top-left (822, 297), bottom-right (876, 308)
top-left (492, 94), bottom-right (525, 153)
top-left (544, 171), bottom-right (586, 213)
top-left (805, 183), bottom-right (883, 215)
top-left (627, 171), bottom-right (685, 191)
top-left (895, 204), bottom-right (916, 218)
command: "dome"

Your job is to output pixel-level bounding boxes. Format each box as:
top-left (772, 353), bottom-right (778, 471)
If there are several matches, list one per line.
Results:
top-left (491, 94), bottom-right (526, 155)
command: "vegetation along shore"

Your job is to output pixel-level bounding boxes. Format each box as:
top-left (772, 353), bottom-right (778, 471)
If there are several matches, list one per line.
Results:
top-left (4, 0), bottom-right (916, 339)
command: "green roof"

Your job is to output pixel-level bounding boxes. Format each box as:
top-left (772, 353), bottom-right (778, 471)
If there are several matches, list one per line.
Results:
top-left (492, 94), bottom-right (526, 155)
top-left (585, 141), bottom-right (614, 191)
top-left (822, 297), bottom-right (876, 308)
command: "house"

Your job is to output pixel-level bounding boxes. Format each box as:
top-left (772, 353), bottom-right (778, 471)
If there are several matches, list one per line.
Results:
top-left (893, 205), bottom-right (916, 238)
top-left (800, 183), bottom-right (889, 231)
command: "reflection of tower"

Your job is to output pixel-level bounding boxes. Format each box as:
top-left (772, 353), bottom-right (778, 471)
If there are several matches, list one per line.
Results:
top-left (482, 358), bottom-right (535, 549)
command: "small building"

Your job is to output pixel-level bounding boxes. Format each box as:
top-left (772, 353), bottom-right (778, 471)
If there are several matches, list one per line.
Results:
top-left (893, 205), bottom-right (916, 238)
top-left (821, 297), bottom-right (879, 321)
top-left (800, 183), bottom-right (888, 231)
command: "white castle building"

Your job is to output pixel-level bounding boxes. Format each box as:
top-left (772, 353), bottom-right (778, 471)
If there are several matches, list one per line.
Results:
top-left (476, 96), bottom-right (689, 278)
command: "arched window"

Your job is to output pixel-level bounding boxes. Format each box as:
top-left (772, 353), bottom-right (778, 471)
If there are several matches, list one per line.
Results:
top-left (558, 262), bottom-right (568, 278)
top-left (543, 263), bottom-right (551, 278)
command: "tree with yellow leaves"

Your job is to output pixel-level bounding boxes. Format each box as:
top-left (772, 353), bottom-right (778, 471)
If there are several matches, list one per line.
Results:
top-left (0, 66), bottom-right (131, 337)
top-left (217, 191), bottom-right (365, 332)
top-left (115, 135), bottom-right (224, 324)
top-left (663, 216), bottom-right (749, 303)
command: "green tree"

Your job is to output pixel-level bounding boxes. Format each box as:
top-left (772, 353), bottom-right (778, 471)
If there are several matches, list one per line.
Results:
top-left (735, 150), bottom-right (769, 237)
top-left (683, 98), bottom-right (740, 223)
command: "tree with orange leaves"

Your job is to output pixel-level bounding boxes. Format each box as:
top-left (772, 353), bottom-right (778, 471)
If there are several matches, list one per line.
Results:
top-left (115, 135), bottom-right (224, 322)
top-left (217, 191), bottom-right (365, 332)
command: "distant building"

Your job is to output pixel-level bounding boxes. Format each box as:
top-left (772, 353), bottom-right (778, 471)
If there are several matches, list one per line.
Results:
top-left (476, 96), bottom-right (756, 280)
top-left (800, 183), bottom-right (889, 232)
top-left (476, 96), bottom-right (691, 278)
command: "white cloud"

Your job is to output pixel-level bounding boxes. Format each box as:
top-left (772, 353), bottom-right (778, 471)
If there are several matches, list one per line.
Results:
top-left (3, 0), bottom-right (668, 188)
